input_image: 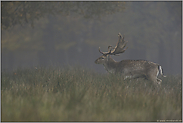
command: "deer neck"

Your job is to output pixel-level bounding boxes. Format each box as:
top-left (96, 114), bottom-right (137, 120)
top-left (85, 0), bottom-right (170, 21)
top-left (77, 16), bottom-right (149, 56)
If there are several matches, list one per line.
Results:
top-left (103, 56), bottom-right (117, 73)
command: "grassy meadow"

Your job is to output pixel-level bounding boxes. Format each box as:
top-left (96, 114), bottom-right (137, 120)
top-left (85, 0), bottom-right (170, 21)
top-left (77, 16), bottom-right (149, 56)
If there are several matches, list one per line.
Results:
top-left (1, 66), bottom-right (182, 122)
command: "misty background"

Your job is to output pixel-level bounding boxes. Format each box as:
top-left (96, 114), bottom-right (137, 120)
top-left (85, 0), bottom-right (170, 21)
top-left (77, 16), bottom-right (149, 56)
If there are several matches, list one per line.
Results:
top-left (1, 1), bottom-right (182, 75)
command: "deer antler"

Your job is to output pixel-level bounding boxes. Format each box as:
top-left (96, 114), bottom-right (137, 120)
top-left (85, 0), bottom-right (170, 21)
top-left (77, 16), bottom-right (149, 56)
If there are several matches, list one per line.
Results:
top-left (108, 45), bottom-right (113, 52)
top-left (98, 45), bottom-right (113, 55)
top-left (98, 33), bottom-right (128, 56)
top-left (99, 47), bottom-right (108, 55)
top-left (110, 33), bottom-right (128, 55)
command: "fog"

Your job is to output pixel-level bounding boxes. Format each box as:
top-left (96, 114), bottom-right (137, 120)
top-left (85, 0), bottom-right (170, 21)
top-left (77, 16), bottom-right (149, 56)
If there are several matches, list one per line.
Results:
top-left (2, 1), bottom-right (182, 75)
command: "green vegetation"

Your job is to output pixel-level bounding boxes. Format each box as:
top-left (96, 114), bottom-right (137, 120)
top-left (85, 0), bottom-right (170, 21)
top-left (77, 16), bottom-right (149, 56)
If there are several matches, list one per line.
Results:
top-left (1, 66), bottom-right (182, 122)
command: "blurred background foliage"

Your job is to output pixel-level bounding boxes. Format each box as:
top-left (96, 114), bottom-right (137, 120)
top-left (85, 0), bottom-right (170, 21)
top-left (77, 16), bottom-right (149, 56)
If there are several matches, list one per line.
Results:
top-left (1, 1), bottom-right (182, 75)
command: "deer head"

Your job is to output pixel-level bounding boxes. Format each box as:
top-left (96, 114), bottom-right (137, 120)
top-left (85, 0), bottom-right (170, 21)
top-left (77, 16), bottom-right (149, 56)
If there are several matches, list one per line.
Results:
top-left (95, 33), bottom-right (128, 65)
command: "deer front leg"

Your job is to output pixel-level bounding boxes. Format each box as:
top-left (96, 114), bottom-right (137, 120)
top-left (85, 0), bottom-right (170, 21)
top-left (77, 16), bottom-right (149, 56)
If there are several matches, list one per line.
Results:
top-left (123, 72), bottom-right (134, 80)
top-left (157, 78), bottom-right (162, 85)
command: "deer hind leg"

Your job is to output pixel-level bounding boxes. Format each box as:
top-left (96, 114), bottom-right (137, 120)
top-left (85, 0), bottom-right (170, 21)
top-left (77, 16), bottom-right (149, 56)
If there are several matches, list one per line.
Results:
top-left (157, 78), bottom-right (162, 85)
top-left (149, 77), bottom-right (161, 89)
top-left (149, 76), bottom-right (161, 87)
top-left (147, 71), bottom-right (161, 88)
top-left (156, 68), bottom-right (163, 86)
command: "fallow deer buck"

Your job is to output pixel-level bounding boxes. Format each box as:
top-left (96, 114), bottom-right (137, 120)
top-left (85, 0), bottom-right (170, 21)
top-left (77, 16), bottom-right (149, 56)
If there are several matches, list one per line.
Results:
top-left (95, 33), bottom-right (166, 87)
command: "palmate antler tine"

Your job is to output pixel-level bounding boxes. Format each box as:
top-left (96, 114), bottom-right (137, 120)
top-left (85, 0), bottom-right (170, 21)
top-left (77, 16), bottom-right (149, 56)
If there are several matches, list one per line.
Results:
top-left (117, 42), bottom-right (128, 54)
top-left (108, 45), bottom-right (112, 53)
top-left (117, 33), bottom-right (122, 44)
top-left (114, 54), bottom-right (120, 56)
top-left (120, 41), bottom-right (128, 50)
top-left (99, 47), bottom-right (110, 55)
top-left (116, 34), bottom-right (125, 47)
top-left (118, 32), bottom-right (122, 37)
top-left (119, 46), bottom-right (128, 54)
top-left (98, 47), bottom-right (104, 54)
top-left (120, 34), bottom-right (125, 44)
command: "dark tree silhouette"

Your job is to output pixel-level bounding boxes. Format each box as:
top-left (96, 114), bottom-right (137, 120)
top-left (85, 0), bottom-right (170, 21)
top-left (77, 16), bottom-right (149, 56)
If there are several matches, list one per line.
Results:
top-left (1, 1), bottom-right (125, 30)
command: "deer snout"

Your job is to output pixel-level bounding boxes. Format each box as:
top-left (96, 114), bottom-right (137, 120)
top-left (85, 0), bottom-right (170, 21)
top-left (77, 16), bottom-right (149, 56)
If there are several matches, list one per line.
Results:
top-left (95, 59), bottom-right (99, 64)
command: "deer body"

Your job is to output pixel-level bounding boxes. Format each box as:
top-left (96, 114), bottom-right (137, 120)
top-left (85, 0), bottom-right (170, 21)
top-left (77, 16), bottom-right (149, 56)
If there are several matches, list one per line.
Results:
top-left (95, 33), bottom-right (166, 86)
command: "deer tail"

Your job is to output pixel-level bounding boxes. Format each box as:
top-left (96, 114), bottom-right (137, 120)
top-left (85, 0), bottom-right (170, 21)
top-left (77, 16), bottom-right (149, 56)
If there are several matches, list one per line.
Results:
top-left (158, 65), bottom-right (166, 77)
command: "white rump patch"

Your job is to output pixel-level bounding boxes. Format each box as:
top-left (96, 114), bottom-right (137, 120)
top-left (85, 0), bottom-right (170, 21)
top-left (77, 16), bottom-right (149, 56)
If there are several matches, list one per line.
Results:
top-left (158, 65), bottom-right (166, 77)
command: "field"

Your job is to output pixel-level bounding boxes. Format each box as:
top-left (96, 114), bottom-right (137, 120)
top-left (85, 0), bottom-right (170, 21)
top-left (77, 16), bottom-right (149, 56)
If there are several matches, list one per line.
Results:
top-left (1, 66), bottom-right (182, 122)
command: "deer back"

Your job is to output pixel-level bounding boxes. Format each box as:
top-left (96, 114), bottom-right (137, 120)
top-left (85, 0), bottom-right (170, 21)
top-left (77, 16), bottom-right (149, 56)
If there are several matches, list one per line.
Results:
top-left (117, 60), bottom-right (159, 74)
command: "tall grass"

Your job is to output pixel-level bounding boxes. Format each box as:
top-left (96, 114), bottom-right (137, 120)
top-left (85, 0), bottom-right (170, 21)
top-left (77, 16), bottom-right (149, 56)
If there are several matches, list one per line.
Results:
top-left (1, 66), bottom-right (182, 122)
